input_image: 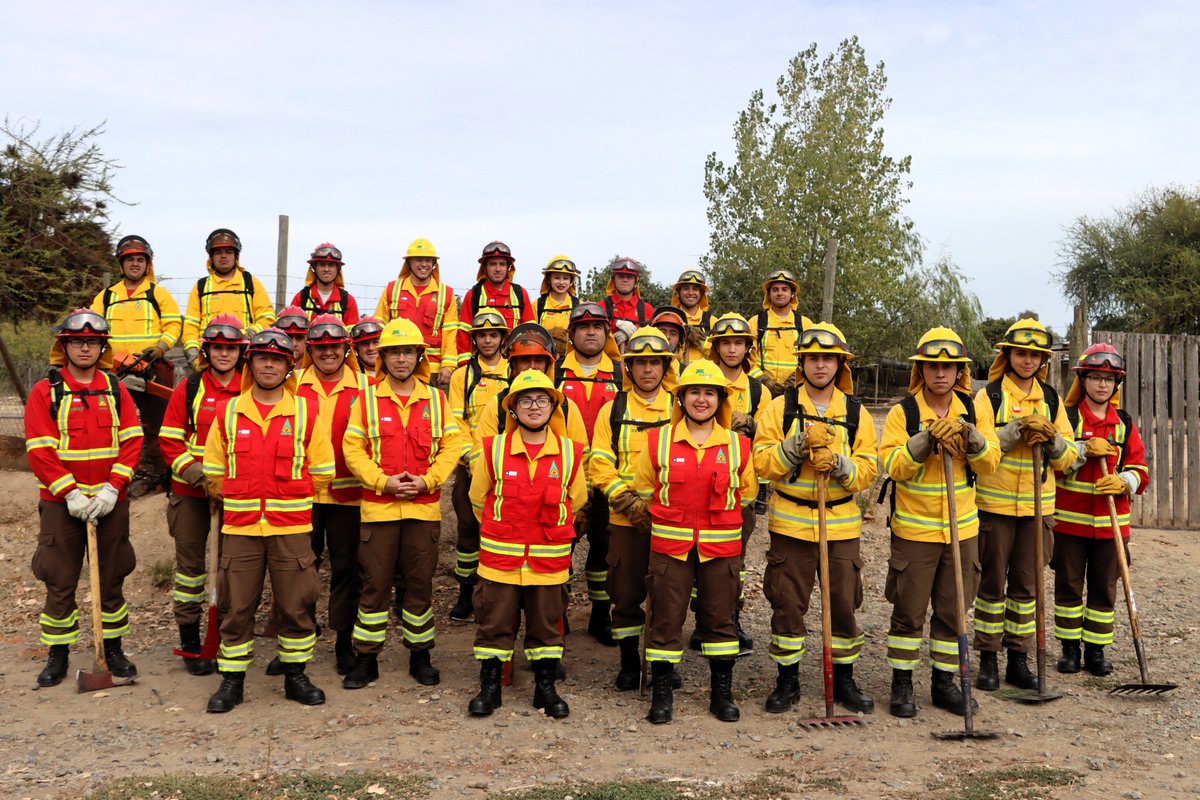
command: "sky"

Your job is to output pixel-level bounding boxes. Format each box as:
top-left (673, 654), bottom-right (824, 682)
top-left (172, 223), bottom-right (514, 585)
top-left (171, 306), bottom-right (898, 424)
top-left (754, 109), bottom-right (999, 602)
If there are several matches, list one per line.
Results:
top-left (6, 1), bottom-right (1199, 336)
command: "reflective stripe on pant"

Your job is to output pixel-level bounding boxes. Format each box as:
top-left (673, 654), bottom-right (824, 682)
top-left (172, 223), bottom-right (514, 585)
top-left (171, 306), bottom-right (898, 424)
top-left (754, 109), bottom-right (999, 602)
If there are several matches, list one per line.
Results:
top-left (973, 511), bottom-right (1049, 654)
top-left (472, 579), bottom-right (567, 661)
top-left (451, 463), bottom-right (480, 584)
top-left (32, 499), bottom-right (136, 646)
top-left (606, 523), bottom-right (650, 640)
top-left (166, 492), bottom-right (214, 625)
top-left (354, 519), bottom-right (439, 654)
top-left (312, 503), bottom-right (362, 633)
top-left (1051, 531), bottom-right (1122, 646)
top-left (885, 535), bottom-right (980, 672)
top-left (217, 532), bottom-right (318, 672)
top-left (763, 532), bottom-right (864, 666)
top-left (646, 550), bottom-right (739, 663)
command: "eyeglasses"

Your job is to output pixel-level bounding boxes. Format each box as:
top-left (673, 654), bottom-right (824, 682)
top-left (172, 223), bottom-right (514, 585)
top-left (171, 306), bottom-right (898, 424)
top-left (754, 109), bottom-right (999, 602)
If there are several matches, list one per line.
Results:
top-left (64, 338), bottom-right (104, 349)
top-left (914, 338), bottom-right (968, 359)
top-left (482, 241), bottom-right (512, 257)
top-left (626, 333), bottom-right (672, 354)
top-left (1079, 350), bottom-right (1125, 372)
top-left (515, 395), bottom-right (553, 410)
top-left (798, 328), bottom-right (847, 349)
top-left (1085, 373), bottom-right (1117, 385)
top-left (307, 322), bottom-right (349, 343)
top-left (310, 245), bottom-right (343, 262)
top-left (1003, 327), bottom-right (1052, 349)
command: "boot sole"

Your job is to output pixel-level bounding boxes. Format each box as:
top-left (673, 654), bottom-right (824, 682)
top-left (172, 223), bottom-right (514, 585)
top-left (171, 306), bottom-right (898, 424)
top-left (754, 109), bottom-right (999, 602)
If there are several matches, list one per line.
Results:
top-left (285, 689), bottom-right (326, 705)
top-left (183, 659), bottom-right (216, 676)
top-left (36, 674), bottom-right (67, 688)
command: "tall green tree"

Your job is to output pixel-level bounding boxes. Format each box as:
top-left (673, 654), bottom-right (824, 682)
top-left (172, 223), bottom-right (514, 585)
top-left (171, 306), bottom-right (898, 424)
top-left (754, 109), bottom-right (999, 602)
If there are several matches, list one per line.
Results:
top-left (702, 36), bottom-right (922, 358)
top-left (0, 119), bottom-right (123, 325)
top-left (1058, 185), bottom-right (1200, 333)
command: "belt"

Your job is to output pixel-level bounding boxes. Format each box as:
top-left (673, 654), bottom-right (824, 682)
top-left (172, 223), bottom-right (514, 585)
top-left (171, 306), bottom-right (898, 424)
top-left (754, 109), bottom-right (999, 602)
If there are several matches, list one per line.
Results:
top-left (775, 488), bottom-right (854, 509)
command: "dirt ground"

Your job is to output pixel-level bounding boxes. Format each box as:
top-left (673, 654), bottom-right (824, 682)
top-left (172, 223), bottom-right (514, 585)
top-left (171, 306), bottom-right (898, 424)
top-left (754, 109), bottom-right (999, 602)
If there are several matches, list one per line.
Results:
top-left (0, 468), bottom-right (1195, 800)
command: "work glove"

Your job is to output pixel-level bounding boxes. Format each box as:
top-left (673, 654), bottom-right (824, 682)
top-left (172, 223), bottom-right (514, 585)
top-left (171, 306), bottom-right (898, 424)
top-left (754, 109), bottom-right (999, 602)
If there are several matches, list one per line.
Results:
top-left (1019, 414), bottom-right (1057, 445)
top-left (549, 326), bottom-right (571, 356)
top-left (87, 483), bottom-right (119, 523)
top-left (806, 421), bottom-right (836, 450)
top-left (779, 429), bottom-right (808, 466)
top-left (684, 325), bottom-right (706, 351)
top-left (613, 320), bottom-right (637, 351)
top-left (65, 488), bottom-right (91, 520)
top-left (185, 347), bottom-right (202, 373)
top-left (996, 420), bottom-right (1023, 452)
top-left (1095, 474), bottom-right (1128, 496)
top-left (1118, 470), bottom-right (1140, 495)
top-left (929, 417), bottom-right (966, 459)
top-left (1084, 438), bottom-right (1116, 458)
top-left (963, 422), bottom-right (987, 455)
top-left (181, 462), bottom-right (208, 490)
top-left (829, 453), bottom-right (854, 486)
top-left (760, 376), bottom-right (785, 398)
top-left (611, 491), bottom-right (653, 534)
top-left (730, 411), bottom-right (756, 439)
top-left (141, 342), bottom-right (167, 361)
top-left (810, 444), bottom-right (837, 473)
top-left (574, 504), bottom-right (589, 533)
top-left (907, 430), bottom-right (934, 463)
top-left (1044, 432), bottom-right (1070, 460)
top-left (784, 372), bottom-right (798, 391)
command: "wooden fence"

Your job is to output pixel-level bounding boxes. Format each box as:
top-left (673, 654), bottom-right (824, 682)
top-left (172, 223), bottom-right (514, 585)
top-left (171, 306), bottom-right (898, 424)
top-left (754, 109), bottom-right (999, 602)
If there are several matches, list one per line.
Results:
top-left (1092, 331), bottom-right (1199, 530)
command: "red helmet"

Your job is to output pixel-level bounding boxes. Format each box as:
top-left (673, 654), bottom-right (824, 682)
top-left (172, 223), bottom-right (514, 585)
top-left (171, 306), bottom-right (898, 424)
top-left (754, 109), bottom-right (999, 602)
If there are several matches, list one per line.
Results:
top-left (56, 308), bottom-right (110, 340)
top-left (245, 328), bottom-right (295, 362)
top-left (307, 314), bottom-right (350, 344)
top-left (206, 228), bottom-right (242, 254)
top-left (1072, 343), bottom-right (1126, 377)
top-left (115, 235), bottom-right (153, 263)
top-left (568, 301), bottom-right (609, 330)
top-left (351, 316), bottom-right (385, 344)
top-left (610, 257), bottom-right (642, 276)
top-left (275, 305), bottom-right (310, 332)
top-left (479, 240), bottom-right (514, 264)
top-left (202, 313), bottom-right (249, 345)
top-left (308, 243), bottom-right (343, 265)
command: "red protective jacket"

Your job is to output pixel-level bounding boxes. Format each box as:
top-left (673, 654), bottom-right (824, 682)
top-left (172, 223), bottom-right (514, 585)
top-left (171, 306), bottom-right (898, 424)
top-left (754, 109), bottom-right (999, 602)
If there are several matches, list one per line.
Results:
top-left (1054, 402), bottom-right (1148, 539)
top-left (456, 280), bottom-right (533, 356)
top-left (160, 370), bottom-right (241, 498)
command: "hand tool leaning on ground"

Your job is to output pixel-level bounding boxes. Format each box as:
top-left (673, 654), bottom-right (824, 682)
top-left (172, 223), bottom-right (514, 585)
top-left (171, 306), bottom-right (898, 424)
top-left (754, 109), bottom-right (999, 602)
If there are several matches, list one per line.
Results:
top-left (1098, 459), bottom-right (1177, 696)
top-left (797, 472), bottom-right (864, 730)
top-left (173, 511), bottom-right (221, 663)
top-left (1008, 445), bottom-right (1062, 704)
top-left (932, 449), bottom-right (999, 741)
top-left (77, 520), bottom-right (137, 693)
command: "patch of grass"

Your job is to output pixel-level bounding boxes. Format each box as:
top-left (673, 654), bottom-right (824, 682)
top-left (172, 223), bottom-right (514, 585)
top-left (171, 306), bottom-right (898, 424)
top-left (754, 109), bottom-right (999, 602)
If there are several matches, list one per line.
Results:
top-left (930, 766), bottom-right (1081, 800)
top-left (88, 771), bottom-right (429, 800)
top-left (803, 776), bottom-right (844, 791)
top-left (148, 558), bottom-right (175, 590)
top-left (490, 782), bottom-right (685, 800)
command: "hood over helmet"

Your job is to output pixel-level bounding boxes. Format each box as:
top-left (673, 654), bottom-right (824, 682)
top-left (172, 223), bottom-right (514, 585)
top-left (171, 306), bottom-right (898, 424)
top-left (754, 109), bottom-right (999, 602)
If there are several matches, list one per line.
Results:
top-left (240, 327), bottom-right (299, 394)
top-left (604, 256), bottom-right (643, 298)
top-left (670, 269), bottom-right (710, 314)
top-left (704, 312), bottom-right (759, 374)
top-left (475, 240), bottom-right (515, 282)
top-left (305, 243), bottom-right (347, 289)
top-left (49, 308), bottom-right (114, 372)
top-left (760, 268), bottom-right (800, 310)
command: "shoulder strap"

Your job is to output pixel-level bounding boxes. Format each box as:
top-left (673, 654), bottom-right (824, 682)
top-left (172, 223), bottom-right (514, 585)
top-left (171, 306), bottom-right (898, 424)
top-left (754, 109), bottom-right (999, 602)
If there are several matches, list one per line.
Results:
top-left (637, 301), bottom-right (647, 324)
top-left (608, 392), bottom-right (629, 454)
top-left (470, 280), bottom-right (485, 317)
top-left (603, 296), bottom-right (615, 321)
top-left (48, 368), bottom-right (64, 420)
top-left (513, 284), bottom-right (527, 319)
top-left (185, 372), bottom-right (204, 429)
top-left (463, 359), bottom-right (483, 419)
top-left (1040, 380), bottom-right (1060, 424)
top-left (102, 288), bottom-right (114, 315)
top-left (900, 394), bottom-right (921, 436)
top-left (986, 379), bottom-right (1004, 420)
top-left (554, 356), bottom-right (567, 388)
top-left (953, 390), bottom-right (976, 426)
top-left (749, 377), bottom-right (763, 417)
top-left (782, 385), bottom-right (799, 434)
top-left (495, 390), bottom-right (508, 435)
top-left (49, 368), bottom-right (121, 420)
top-left (1116, 408), bottom-right (1133, 472)
top-left (756, 309), bottom-right (769, 353)
top-left (1066, 405), bottom-right (1080, 434)
top-left (844, 395), bottom-right (862, 446)
top-left (536, 295), bottom-right (547, 320)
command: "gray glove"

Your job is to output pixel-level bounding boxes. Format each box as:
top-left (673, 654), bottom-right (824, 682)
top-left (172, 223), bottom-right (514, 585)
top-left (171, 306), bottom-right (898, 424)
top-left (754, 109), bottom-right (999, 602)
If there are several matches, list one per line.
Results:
top-left (65, 488), bottom-right (91, 520)
top-left (1118, 470), bottom-right (1140, 496)
top-left (963, 422), bottom-right (987, 455)
top-left (185, 347), bottom-right (202, 372)
top-left (779, 429), bottom-right (807, 466)
top-left (1044, 432), bottom-right (1071, 461)
top-left (88, 483), bottom-right (119, 523)
top-left (996, 420), bottom-right (1022, 452)
top-left (907, 430), bottom-right (933, 463)
top-left (829, 453), bottom-right (854, 486)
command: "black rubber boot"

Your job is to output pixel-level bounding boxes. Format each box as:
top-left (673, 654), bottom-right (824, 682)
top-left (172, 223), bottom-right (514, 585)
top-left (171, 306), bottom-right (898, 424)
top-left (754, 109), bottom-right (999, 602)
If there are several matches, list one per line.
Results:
top-left (103, 637), bottom-right (138, 678)
top-left (707, 659), bottom-right (740, 722)
top-left (754, 483), bottom-right (769, 515)
top-left (342, 652), bottom-right (379, 689)
top-left (179, 623), bottom-right (215, 676)
top-left (588, 602), bottom-right (616, 647)
top-left (734, 610), bottom-right (753, 657)
top-left (1084, 643), bottom-right (1113, 676)
top-left (264, 656), bottom-right (284, 676)
top-left (670, 665), bottom-right (683, 689)
top-left (975, 650), bottom-right (999, 691)
top-left (764, 662), bottom-right (800, 713)
top-left (1005, 649), bottom-right (1039, 689)
top-left (532, 659), bottom-right (569, 718)
top-left (931, 668), bottom-right (977, 716)
top-left (409, 649), bottom-right (441, 685)
top-left (833, 663), bottom-right (874, 713)
top-left (1056, 640), bottom-right (1081, 674)
top-left (449, 583), bottom-right (475, 622)
top-left (615, 637), bottom-right (641, 691)
top-left (37, 644), bottom-right (69, 687)
top-left (334, 630), bottom-right (356, 676)
top-left (468, 658), bottom-right (503, 716)
top-left (889, 668), bottom-right (916, 718)
top-left (646, 662), bottom-right (674, 724)
top-left (206, 672), bottom-right (245, 713)
top-left (283, 663), bottom-right (326, 705)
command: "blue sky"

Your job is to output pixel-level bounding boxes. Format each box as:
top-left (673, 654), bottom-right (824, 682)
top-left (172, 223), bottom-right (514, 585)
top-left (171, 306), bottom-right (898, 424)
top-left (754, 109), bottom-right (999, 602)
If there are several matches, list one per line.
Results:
top-left (7, 1), bottom-right (1198, 335)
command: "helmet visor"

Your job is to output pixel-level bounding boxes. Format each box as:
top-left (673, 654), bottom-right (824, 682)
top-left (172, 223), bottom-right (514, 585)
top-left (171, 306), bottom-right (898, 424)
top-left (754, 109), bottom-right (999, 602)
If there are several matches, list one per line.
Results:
top-left (308, 321), bottom-right (349, 343)
top-left (797, 328), bottom-right (847, 350)
top-left (1079, 349), bottom-right (1125, 372)
top-left (1003, 327), bottom-right (1052, 349)
top-left (202, 322), bottom-right (246, 343)
top-left (59, 310), bottom-right (109, 336)
top-left (352, 320), bottom-right (384, 342)
top-left (482, 241), bottom-right (512, 258)
top-left (915, 338), bottom-right (968, 360)
top-left (310, 245), bottom-right (343, 262)
top-left (710, 317), bottom-right (752, 338)
top-left (626, 333), bottom-right (672, 355)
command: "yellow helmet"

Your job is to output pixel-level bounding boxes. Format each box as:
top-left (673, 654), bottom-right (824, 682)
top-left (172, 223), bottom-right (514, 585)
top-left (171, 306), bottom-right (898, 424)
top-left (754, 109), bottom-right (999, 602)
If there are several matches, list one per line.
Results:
top-left (676, 358), bottom-right (727, 390)
top-left (378, 318), bottom-right (426, 350)
top-left (674, 269), bottom-right (707, 289)
top-left (502, 368), bottom-right (564, 414)
top-left (909, 327), bottom-right (972, 363)
top-left (996, 318), bottom-right (1053, 354)
top-left (623, 326), bottom-right (678, 393)
top-left (761, 268), bottom-right (799, 294)
top-left (794, 321), bottom-right (854, 359)
top-left (543, 255), bottom-right (580, 276)
top-left (707, 313), bottom-right (754, 342)
top-left (406, 238), bottom-right (438, 259)
top-left (470, 309), bottom-right (510, 333)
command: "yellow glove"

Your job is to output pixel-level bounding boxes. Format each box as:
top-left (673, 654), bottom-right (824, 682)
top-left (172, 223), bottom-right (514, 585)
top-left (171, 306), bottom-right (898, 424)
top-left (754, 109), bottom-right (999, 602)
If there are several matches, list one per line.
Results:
top-left (730, 411), bottom-right (756, 438)
top-left (928, 417), bottom-right (964, 443)
top-left (549, 326), bottom-right (571, 356)
top-left (810, 444), bottom-right (837, 473)
top-left (1095, 474), bottom-right (1127, 496)
top-left (1084, 438), bottom-right (1116, 458)
top-left (1019, 414), bottom-right (1057, 445)
top-left (806, 421), bottom-right (837, 449)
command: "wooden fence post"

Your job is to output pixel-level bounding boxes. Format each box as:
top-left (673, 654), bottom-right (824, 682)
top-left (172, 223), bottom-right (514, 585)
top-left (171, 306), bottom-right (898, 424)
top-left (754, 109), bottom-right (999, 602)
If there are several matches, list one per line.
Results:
top-left (276, 215), bottom-right (289, 311)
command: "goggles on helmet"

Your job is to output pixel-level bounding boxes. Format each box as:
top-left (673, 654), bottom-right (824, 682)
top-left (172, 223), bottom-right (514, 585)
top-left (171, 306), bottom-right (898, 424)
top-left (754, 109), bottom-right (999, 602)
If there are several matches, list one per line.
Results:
top-left (58, 310), bottom-right (110, 337)
top-left (247, 329), bottom-right (295, 358)
top-left (202, 321), bottom-right (247, 344)
top-left (626, 333), bottom-right (673, 355)
top-left (611, 258), bottom-right (640, 274)
top-left (275, 313), bottom-right (309, 332)
top-left (308, 321), bottom-right (349, 343)
top-left (545, 258), bottom-right (578, 274)
top-left (569, 302), bottom-right (609, 327)
top-left (309, 244), bottom-right (343, 263)
top-left (351, 318), bottom-right (384, 343)
top-left (676, 270), bottom-right (705, 286)
top-left (1078, 349), bottom-right (1125, 373)
top-left (797, 327), bottom-right (847, 350)
top-left (914, 338), bottom-right (968, 360)
top-left (764, 269), bottom-right (797, 285)
top-left (482, 241), bottom-right (512, 258)
top-left (710, 317), bottom-right (753, 338)
top-left (1003, 327), bottom-right (1052, 349)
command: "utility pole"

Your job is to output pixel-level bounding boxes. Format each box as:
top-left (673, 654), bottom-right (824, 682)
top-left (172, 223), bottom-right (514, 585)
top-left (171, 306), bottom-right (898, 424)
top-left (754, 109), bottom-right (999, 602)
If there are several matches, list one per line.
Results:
top-left (275, 214), bottom-right (289, 310)
top-left (820, 238), bottom-right (839, 323)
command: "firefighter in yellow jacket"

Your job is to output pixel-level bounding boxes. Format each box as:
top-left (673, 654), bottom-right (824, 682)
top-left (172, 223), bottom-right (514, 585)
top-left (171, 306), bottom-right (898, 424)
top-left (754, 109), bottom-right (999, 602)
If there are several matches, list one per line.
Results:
top-left (341, 319), bottom-right (467, 689)
top-left (747, 269), bottom-right (812, 395)
top-left (467, 369), bottom-right (589, 718)
top-left (90, 235), bottom-right (182, 495)
top-left (536, 255), bottom-right (581, 348)
top-left (182, 228), bottom-right (275, 369)
top-left (879, 327), bottom-right (1000, 718)
top-left (971, 318), bottom-right (1078, 691)
top-left (670, 270), bottom-right (716, 362)
top-left (753, 322), bottom-right (878, 714)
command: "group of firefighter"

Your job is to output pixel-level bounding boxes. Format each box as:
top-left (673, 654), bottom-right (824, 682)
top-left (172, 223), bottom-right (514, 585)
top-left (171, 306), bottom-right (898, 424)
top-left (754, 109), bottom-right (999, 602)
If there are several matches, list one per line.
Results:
top-left (26, 230), bottom-right (1148, 724)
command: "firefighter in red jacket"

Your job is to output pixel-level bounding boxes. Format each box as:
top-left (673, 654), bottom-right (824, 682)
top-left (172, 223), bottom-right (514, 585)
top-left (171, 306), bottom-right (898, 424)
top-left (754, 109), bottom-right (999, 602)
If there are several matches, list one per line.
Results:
top-left (202, 328), bottom-right (335, 712)
top-left (342, 319), bottom-right (467, 689)
top-left (603, 257), bottom-right (655, 345)
top-left (352, 317), bottom-right (384, 374)
top-left (1052, 343), bottom-right (1149, 675)
top-left (467, 369), bottom-right (589, 718)
top-left (159, 313), bottom-right (246, 675)
top-left (291, 243), bottom-right (361, 324)
top-left (375, 238), bottom-right (459, 384)
top-left (557, 301), bottom-right (622, 644)
top-left (457, 241), bottom-right (534, 361)
top-left (635, 359), bottom-right (757, 724)
top-left (28, 309), bottom-right (143, 687)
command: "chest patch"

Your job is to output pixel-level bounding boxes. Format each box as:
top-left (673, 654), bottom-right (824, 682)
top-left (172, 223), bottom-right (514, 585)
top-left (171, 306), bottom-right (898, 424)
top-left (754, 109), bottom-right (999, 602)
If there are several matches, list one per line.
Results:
top-left (548, 461), bottom-right (560, 480)
top-left (715, 448), bottom-right (728, 465)
top-left (280, 420), bottom-right (293, 436)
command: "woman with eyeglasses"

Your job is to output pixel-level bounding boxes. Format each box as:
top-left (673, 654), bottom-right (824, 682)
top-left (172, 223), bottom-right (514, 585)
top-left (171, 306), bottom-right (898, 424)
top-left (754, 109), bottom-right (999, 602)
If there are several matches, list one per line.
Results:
top-left (1051, 344), bottom-right (1148, 676)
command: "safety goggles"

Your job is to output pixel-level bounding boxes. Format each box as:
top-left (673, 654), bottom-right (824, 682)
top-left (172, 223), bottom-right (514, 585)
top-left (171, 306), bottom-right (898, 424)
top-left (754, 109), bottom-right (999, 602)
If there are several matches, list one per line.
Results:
top-left (310, 245), bottom-right (343, 262)
top-left (611, 258), bottom-right (640, 274)
top-left (482, 241), bottom-right (512, 257)
top-left (202, 322), bottom-right (246, 343)
top-left (515, 395), bottom-right (553, 410)
top-left (1078, 350), bottom-right (1125, 372)
top-left (471, 311), bottom-right (509, 332)
top-left (626, 333), bottom-right (672, 354)
top-left (797, 328), bottom-right (847, 350)
top-left (676, 270), bottom-right (705, 286)
top-left (710, 317), bottom-right (753, 337)
top-left (764, 269), bottom-right (797, 285)
top-left (275, 314), bottom-right (309, 332)
top-left (351, 321), bottom-right (384, 341)
top-left (59, 311), bottom-right (109, 336)
top-left (307, 321), bottom-right (349, 343)
top-left (248, 329), bottom-right (294, 355)
top-left (914, 338), bottom-right (968, 359)
top-left (569, 302), bottom-right (609, 326)
top-left (545, 259), bottom-right (577, 273)
top-left (1003, 327), bottom-right (1052, 349)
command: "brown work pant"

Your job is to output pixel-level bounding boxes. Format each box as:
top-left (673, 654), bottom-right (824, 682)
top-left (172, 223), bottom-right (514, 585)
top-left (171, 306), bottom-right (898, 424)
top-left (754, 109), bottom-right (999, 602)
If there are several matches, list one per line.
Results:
top-left (472, 580), bottom-right (567, 661)
top-left (32, 499), bottom-right (136, 646)
top-left (737, 504), bottom-right (754, 606)
top-left (647, 550), bottom-right (739, 663)
top-left (354, 519), bottom-right (439, 654)
top-left (763, 533), bottom-right (864, 666)
top-left (166, 493), bottom-right (222, 625)
top-left (885, 535), bottom-right (980, 672)
top-left (578, 488), bottom-right (611, 603)
top-left (1051, 532), bottom-right (1125, 647)
top-left (974, 511), bottom-right (1051, 654)
top-left (312, 503), bottom-right (362, 632)
top-left (606, 523), bottom-right (650, 640)
top-left (132, 388), bottom-right (168, 482)
top-left (451, 463), bottom-right (480, 584)
top-left (217, 533), bottom-right (318, 672)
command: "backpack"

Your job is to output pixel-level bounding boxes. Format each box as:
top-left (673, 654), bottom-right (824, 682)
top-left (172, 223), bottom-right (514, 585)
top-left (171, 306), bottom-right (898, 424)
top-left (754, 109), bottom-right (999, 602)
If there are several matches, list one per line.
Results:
top-left (602, 295), bottom-right (648, 325)
top-left (196, 270), bottom-right (255, 322)
top-left (748, 376), bottom-right (764, 418)
top-left (1065, 405), bottom-right (1133, 472)
top-left (102, 284), bottom-right (162, 321)
top-left (606, 391), bottom-right (670, 454)
top-left (48, 367), bottom-right (122, 421)
top-left (298, 284), bottom-right (350, 318)
top-left (756, 308), bottom-right (805, 356)
top-left (462, 357), bottom-right (509, 420)
top-left (984, 378), bottom-right (1059, 481)
top-left (470, 280), bottom-right (527, 320)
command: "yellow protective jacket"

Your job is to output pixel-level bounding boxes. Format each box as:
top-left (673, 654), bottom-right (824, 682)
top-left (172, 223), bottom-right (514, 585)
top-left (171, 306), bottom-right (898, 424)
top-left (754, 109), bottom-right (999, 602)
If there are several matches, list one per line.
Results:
top-left (724, 369), bottom-right (768, 423)
top-left (880, 390), bottom-right (1001, 543)
top-left (447, 355), bottom-right (509, 426)
top-left (182, 264), bottom-right (275, 352)
top-left (973, 376), bottom-right (1079, 516)
top-left (753, 386), bottom-right (879, 541)
top-left (748, 308), bottom-right (813, 385)
top-left (589, 389), bottom-right (672, 526)
top-left (90, 274), bottom-right (182, 356)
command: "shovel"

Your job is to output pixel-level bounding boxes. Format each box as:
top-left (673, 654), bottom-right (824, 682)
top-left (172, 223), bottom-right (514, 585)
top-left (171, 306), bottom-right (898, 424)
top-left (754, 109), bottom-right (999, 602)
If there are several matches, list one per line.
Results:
top-left (1098, 459), bottom-right (1177, 696)
top-left (797, 472), bottom-right (864, 730)
top-left (932, 449), bottom-right (999, 741)
top-left (1007, 445), bottom-right (1062, 704)
top-left (77, 520), bottom-right (136, 692)
top-left (173, 510), bottom-right (221, 662)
